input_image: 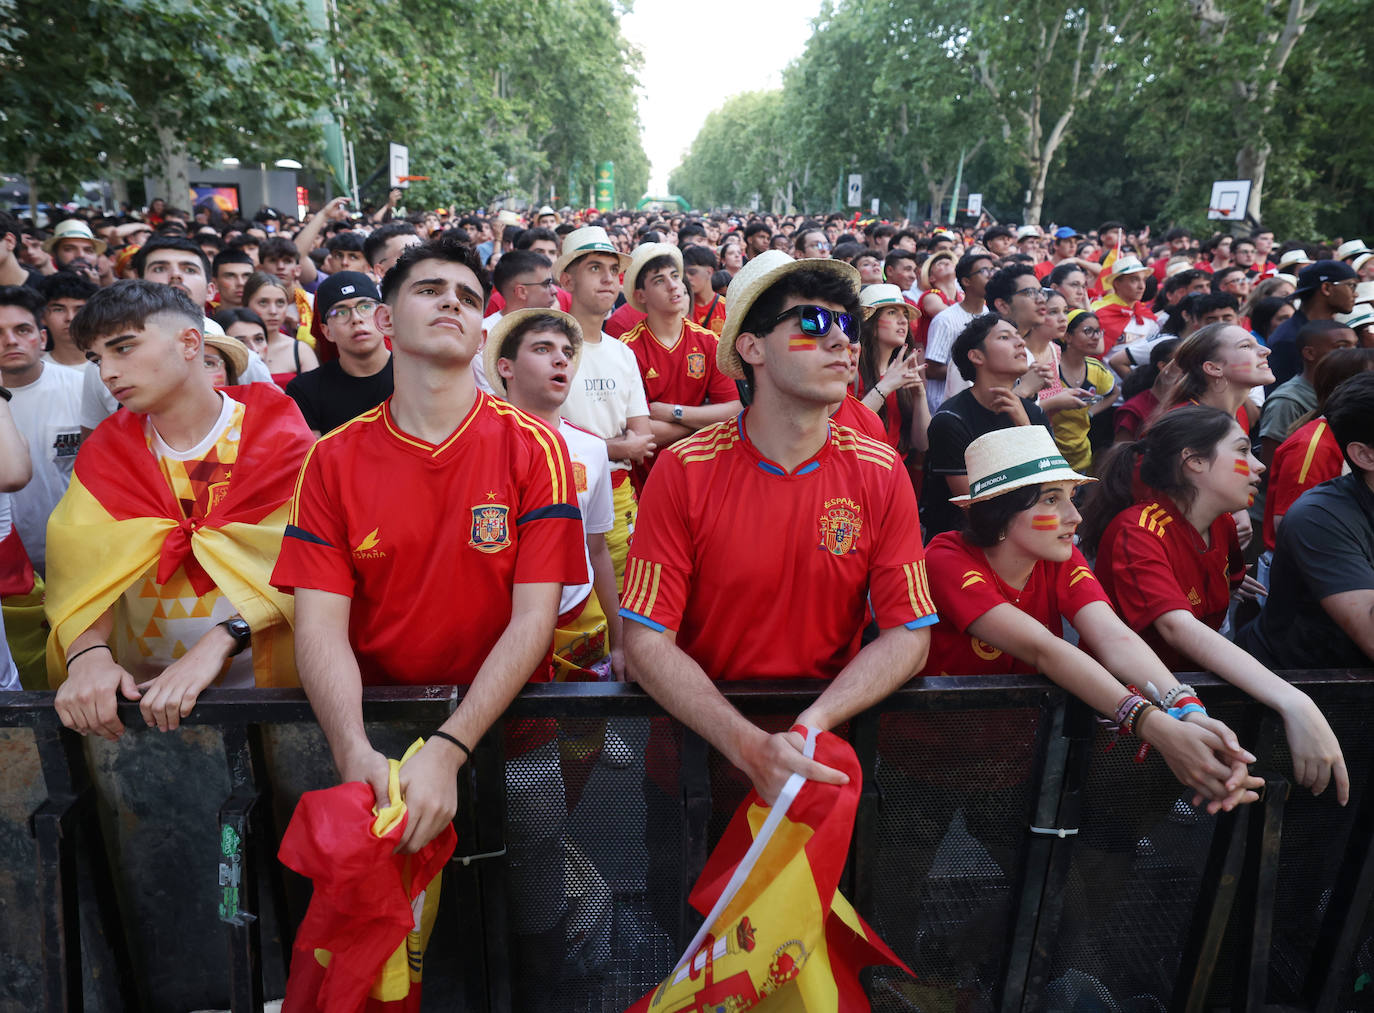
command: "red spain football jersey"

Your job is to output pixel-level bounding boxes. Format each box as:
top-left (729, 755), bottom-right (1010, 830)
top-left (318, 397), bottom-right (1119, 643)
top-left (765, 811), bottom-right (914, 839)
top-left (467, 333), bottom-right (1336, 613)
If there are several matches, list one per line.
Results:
top-left (919, 532), bottom-right (1110, 676)
top-left (829, 394), bottom-right (887, 443)
top-left (1094, 493), bottom-right (1244, 670)
top-left (1263, 417), bottom-right (1343, 550)
top-left (620, 317), bottom-right (739, 408)
top-left (271, 392), bottom-right (587, 686)
top-left (620, 412), bottom-right (939, 681)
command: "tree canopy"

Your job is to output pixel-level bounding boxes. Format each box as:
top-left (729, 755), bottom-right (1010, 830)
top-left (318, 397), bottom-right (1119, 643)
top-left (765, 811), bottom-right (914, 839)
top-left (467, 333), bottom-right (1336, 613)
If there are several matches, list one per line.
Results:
top-left (670, 0), bottom-right (1373, 237)
top-left (0, 0), bottom-right (649, 212)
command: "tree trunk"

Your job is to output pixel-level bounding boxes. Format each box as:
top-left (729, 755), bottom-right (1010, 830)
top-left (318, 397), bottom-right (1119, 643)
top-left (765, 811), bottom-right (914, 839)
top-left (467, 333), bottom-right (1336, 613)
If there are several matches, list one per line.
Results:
top-left (156, 127), bottom-right (190, 209)
top-left (1025, 156), bottom-right (1051, 226)
top-left (1237, 140), bottom-right (1270, 222)
top-left (25, 153), bottom-right (39, 226)
top-left (928, 180), bottom-right (950, 223)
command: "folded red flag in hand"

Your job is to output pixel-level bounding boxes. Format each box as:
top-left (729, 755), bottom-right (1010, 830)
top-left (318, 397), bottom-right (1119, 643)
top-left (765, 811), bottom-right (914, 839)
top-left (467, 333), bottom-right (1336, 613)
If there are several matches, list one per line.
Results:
top-left (279, 740), bottom-right (457, 1013)
top-left (628, 726), bottom-right (911, 1012)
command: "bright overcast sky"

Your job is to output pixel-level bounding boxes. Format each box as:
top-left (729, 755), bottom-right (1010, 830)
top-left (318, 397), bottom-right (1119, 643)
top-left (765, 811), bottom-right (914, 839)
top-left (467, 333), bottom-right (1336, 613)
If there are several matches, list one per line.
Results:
top-left (620, 0), bottom-right (823, 194)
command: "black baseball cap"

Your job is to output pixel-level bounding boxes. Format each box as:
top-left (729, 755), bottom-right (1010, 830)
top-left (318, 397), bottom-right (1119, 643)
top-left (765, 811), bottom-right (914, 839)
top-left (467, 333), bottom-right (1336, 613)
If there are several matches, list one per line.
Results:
top-left (1295, 260), bottom-right (1358, 296)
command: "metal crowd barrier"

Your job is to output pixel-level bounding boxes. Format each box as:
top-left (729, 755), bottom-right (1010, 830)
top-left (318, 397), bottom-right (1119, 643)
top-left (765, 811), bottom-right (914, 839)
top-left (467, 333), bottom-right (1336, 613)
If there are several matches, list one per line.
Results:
top-left (2, 671), bottom-right (1373, 1013)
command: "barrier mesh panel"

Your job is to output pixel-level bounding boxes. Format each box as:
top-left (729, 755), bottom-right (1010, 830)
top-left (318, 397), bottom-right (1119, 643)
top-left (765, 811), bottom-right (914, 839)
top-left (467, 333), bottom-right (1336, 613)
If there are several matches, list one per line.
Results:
top-left (0, 728), bottom-right (44, 1012)
top-left (865, 706), bottom-right (1042, 1011)
top-left (1042, 704), bottom-right (1238, 1011)
top-left (501, 715), bottom-right (676, 1012)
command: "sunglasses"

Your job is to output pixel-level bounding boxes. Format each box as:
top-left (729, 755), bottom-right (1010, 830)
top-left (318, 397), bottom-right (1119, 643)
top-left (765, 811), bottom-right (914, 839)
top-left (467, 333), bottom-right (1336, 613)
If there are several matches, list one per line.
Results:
top-left (767, 304), bottom-right (859, 343)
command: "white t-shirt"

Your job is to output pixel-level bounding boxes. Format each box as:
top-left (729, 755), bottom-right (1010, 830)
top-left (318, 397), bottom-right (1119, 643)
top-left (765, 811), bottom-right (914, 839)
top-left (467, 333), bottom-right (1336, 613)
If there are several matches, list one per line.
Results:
top-left (557, 420), bottom-right (614, 615)
top-left (473, 311), bottom-right (503, 395)
top-left (0, 494), bottom-right (22, 690)
top-left (79, 316), bottom-right (273, 430)
top-left (560, 333), bottom-right (650, 472)
top-left (9, 362), bottom-right (84, 576)
top-left (925, 302), bottom-right (984, 413)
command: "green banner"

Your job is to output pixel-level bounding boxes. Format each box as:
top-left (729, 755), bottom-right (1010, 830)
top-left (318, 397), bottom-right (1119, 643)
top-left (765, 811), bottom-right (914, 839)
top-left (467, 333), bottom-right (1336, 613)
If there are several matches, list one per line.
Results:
top-left (595, 161), bottom-right (615, 212)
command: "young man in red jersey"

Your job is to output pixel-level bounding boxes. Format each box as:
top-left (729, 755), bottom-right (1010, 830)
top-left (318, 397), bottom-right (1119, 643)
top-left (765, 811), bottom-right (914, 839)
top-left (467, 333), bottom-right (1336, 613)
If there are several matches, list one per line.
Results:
top-left (618, 243), bottom-right (740, 467)
top-left (271, 233), bottom-right (587, 855)
top-left (621, 250), bottom-right (939, 804)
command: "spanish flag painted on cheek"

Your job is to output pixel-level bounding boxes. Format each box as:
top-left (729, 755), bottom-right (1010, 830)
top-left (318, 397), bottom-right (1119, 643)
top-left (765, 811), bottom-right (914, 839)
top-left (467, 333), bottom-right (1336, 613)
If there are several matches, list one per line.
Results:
top-left (630, 728), bottom-right (911, 1012)
top-left (44, 384), bottom-right (314, 687)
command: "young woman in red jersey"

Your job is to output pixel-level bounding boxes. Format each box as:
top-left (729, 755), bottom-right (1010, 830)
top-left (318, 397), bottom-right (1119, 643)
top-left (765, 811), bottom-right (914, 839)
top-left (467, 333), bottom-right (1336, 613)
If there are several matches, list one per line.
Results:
top-left (1080, 405), bottom-right (1348, 803)
top-left (919, 425), bottom-right (1261, 811)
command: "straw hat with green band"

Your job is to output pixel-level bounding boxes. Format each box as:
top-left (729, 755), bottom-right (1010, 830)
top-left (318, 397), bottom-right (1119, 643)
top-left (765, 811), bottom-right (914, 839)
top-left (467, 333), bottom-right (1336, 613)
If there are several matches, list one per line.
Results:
top-left (552, 225), bottom-right (631, 278)
top-left (859, 283), bottom-right (919, 323)
top-left (950, 427), bottom-right (1095, 505)
top-left (716, 250), bottom-right (860, 380)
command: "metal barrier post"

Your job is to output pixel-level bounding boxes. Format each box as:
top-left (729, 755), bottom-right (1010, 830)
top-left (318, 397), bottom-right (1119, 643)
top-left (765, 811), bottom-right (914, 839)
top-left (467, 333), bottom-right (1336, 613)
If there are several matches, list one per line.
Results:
top-left (679, 728), bottom-right (712, 947)
top-left (1176, 804), bottom-right (1249, 1011)
top-left (846, 706), bottom-right (881, 913)
top-left (1311, 738), bottom-right (1374, 1010)
top-left (219, 724), bottom-right (266, 1013)
top-left (998, 695), bottom-right (1073, 1013)
top-left (1233, 771), bottom-right (1289, 1012)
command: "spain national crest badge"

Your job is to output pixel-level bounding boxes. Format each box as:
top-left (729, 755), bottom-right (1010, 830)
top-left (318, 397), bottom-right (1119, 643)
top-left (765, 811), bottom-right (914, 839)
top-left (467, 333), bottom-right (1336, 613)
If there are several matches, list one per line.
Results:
top-left (818, 498), bottom-right (862, 556)
top-left (470, 503), bottom-right (512, 553)
top-left (686, 351), bottom-right (707, 379)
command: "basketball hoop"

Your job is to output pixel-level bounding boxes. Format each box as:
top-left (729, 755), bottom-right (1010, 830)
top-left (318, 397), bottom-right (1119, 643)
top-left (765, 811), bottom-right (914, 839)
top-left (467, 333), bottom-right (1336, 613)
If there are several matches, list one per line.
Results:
top-left (396, 175), bottom-right (430, 182)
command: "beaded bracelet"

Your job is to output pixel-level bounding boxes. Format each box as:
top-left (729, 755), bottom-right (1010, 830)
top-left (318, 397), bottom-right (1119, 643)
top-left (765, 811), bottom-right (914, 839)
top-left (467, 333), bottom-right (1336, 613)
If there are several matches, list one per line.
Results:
top-left (1161, 683), bottom-right (1197, 709)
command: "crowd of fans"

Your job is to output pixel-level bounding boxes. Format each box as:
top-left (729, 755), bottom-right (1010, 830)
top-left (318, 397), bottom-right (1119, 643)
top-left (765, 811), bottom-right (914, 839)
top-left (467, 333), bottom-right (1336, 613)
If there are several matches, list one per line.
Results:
top-left (2, 193), bottom-right (1372, 986)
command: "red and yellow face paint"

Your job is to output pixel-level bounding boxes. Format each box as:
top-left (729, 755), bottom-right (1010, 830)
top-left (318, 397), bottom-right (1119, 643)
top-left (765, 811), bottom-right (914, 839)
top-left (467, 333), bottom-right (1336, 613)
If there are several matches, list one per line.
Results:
top-left (1233, 458), bottom-right (1251, 476)
top-left (1030, 514), bottom-right (1060, 531)
top-left (787, 333), bottom-right (814, 351)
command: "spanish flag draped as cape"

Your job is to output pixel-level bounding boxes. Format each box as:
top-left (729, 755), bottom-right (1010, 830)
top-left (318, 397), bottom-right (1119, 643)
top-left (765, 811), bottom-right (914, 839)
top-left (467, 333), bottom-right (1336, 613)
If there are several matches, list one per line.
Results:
top-left (44, 383), bottom-right (313, 687)
top-left (629, 727), bottom-right (910, 1012)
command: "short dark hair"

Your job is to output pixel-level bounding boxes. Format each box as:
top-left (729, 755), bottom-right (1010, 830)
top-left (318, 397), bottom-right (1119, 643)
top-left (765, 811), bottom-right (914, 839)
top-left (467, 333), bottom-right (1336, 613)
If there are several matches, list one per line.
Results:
top-left (37, 270), bottom-right (98, 304)
top-left (1297, 318), bottom-right (1353, 353)
top-left (514, 227), bottom-right (559, 250)
top-left (491, 249), bottom-right (552, 297)
top-left (1164, 227), bottom-right (1191, 242)
top-left (1232, 237), bottom-right (1257, 251)
top-left (1098, 220), bottom-right (1126, 234)
top-left (496, 311), bottom-right (578, 365)
top-left (868, 223), bottom-right (897, 243)
top-left (0, 284), bottom-right (45, 327)
top-left (70, 279), bottom-right (201, 351)
top-left (0, 210), bottom-right (22, 246)
top-left (951, 312), bottom-right (1011, 381)
top-left (133, 236), bottom-right (211, 280)
top-left (1248, 296), bottom-right (1293, 340)
top-left (258, 236), bottom-right (299, 263)
top-left (982, 225), bottom-right (1015, 244)
top-left (883, 249), bottom-right (917, 273)
top-left (985, 264), bottom-right (1037, 312)
top-left (681, 245), bottom-right (718, 270)
top-left (1321, 372), bottom-right (1374, 472)
top-left (363, 221), bottom-right (418, 267)
top-left (325, 231), bottom-right (365, 254)
top-left (963, 484), bottom-right (1041, 547)
top-left (227, 234), bottom-right (259, 253)
top-left (633, 254), bottom-right (679, 292)
top-left (711, 269), bottom-right (732, 295)
top-left (743, 222), bottom-right (771, 240)
top-left (1046, 261), bottom-right (1086, 287)
top-left (678, 223), bottom-right (707, 243)
top-left (211, 249), bottom-right (255, 276)
top-left (1187, 292), bottom-right (1240, 318)
top-left (197, 233), bottom-right (225, 254)
top-left (212, 307), bottom-right (270, 345)
top-left (954, 252), bottom-right (994, 284)
top-left (1210, 265), bottom-right (1248, 291)
top-left (381, 232), bottom-right (491, 305)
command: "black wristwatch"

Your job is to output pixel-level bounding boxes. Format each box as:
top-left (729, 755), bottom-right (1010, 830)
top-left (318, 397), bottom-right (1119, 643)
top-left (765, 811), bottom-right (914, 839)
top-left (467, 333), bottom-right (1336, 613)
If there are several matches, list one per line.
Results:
top-left (0, 386), bottom-right (11, 402)
top-left (218, 616), bottom-right (252, 656)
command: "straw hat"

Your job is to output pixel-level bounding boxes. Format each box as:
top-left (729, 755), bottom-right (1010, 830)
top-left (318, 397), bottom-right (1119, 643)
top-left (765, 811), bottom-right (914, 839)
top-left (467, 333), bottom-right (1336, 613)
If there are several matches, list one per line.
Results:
top-left (1356, 281), bottom-right (1374, 306)
top-left (859, 283), bottom-right (919, 323)
top-left (919, 249), bottom-right (956, 290)
top-left (552, 226), bottom-right (631, 278)
top-left (1101, 254), bottom-right (1150, 286)
top-left (203, 333), bottom-right (249, 380)
top-left (1015, 225), bottom-right (1042, 241)
top-left (715, 250), bottom-right (860, 380)
top-left (43, 218), bottom-right (106, 255)
top-left (622, 243), bottom-right (682, 311)
top-left (1336, 306), bottom-right (1374, 332)
top-left (1335, 240), bottom-right (1371, 262)
top-left (1277, 249), bottom-right (1312, 272)
top-left (1353, 253), bottom-right (1374, 275)
top-left (1164, 257), bottom-right (1195, 278)
top-left (481, 308), bottom-right (583, 397)
top-left (950, 426), bottom-right (1095, 505)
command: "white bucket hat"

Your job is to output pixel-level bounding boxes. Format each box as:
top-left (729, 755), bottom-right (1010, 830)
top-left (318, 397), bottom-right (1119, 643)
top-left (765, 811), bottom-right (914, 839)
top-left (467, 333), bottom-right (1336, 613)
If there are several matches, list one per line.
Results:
top-left (44, 218), bottom-right (107, 255)
top-left (951, 426), bottom-right (1095, 505)
top-left (715, 250), bottom-right (859, 380)
top-left (1101, 255), bottom-right (1150, 286)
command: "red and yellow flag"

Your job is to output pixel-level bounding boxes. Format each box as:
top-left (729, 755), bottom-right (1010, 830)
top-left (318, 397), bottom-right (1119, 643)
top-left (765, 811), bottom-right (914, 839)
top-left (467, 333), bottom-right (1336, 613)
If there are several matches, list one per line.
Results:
top-left (279, 740), bottom-right (456, 1013)
top-left (629, 727), bottom-right (910, 1012)
top-left (44, 384), bottom-right (313, 686)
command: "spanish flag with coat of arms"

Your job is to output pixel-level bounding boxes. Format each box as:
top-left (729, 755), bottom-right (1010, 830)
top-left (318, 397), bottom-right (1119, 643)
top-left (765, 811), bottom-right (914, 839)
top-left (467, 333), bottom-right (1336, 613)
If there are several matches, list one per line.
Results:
top-left (629, 727), bottom-right (911, 1012)
top-left (44, 383), bottom-right (312, 687)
